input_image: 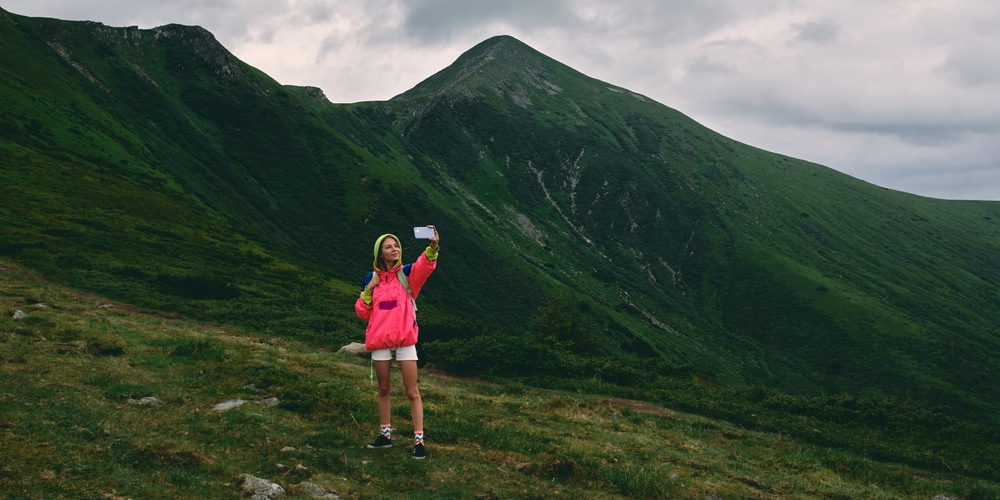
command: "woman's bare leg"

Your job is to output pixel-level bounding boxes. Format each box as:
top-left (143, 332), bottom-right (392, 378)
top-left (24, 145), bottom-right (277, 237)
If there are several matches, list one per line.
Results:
top-left (400, 360), bottom-right (423, 433)
top-left (374, 360), bottom-right (393, 427)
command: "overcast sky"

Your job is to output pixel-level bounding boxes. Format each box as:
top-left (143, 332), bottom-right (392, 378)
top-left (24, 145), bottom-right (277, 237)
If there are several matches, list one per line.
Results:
top-left (6, 1), bottom-right (999, 200)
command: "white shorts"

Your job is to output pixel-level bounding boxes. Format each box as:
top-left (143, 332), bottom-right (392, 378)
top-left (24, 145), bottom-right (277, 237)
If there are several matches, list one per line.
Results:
top-left (371, 344), bottom-right (418, 362)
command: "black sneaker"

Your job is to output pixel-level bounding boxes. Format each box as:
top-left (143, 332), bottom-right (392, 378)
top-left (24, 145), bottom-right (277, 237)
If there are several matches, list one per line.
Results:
top-left (411, 443), bottom-right (426, 460)
top-left (367, 435), bottom-right (392, 448)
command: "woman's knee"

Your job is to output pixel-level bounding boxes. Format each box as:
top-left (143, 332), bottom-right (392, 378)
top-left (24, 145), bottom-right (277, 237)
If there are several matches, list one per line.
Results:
top-left (405, 388), bottom-right (421, 402)
top-left (377, 385), bottom-right (392, 398)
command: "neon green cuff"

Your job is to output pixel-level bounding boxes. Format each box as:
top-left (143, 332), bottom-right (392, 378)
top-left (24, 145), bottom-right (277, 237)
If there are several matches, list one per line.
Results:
top-left (360, 289), bottom-right (373, 305)
top-left (425, 245), bottom-right (439, 261)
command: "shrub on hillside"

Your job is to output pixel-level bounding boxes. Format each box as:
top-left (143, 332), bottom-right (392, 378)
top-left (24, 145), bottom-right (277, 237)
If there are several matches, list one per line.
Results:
top-left (525, 295), bottom-right (601, 356)
top-left (423, 333), bottom-right (589, 378)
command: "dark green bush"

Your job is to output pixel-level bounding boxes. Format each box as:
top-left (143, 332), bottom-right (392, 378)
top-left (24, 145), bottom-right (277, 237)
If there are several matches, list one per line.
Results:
top-left (241, 362), bottom-right (300, 388)
top-left (87, 334), bottom-right (127, 356)
top-left (525, 295), bottom-right (601, 356)
top-left (279, 382), bottom-right (332, 414)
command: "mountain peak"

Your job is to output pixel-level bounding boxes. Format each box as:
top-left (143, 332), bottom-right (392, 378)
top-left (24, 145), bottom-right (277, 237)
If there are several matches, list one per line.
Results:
top-left (391, 35), bottom-right (571, 102)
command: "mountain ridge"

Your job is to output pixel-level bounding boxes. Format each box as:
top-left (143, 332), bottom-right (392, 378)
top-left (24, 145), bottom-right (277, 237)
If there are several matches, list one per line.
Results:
top-left (1, 10), bottom-right (998, 426)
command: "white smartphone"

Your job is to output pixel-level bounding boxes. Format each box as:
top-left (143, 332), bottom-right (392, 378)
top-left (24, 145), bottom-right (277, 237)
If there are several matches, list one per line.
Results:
top-left (413, 226), bottom-right (435, 239)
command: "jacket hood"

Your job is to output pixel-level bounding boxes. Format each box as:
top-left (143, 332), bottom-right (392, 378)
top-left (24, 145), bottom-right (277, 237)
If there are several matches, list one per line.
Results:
top-left (372, 233), bottom-right (402, 270)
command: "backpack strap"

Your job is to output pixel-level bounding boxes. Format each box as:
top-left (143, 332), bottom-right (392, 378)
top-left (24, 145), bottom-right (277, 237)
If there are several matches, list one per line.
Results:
top-left (397, 267), bottom-right (417, 315)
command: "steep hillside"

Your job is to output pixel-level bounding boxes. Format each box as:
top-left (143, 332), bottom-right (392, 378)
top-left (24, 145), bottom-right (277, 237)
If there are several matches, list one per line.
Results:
top-left (370, 35), bottom-right (1000, 413)
top-left (1, 8), bottom-right (999, 425)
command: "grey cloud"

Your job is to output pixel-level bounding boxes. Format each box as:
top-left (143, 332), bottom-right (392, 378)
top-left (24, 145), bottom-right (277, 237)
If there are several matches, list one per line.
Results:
top-left (681, 38), bottom-right (759, 78)
top-left (711, 94), bottom-right (999, 146)
top-left (396, 0), bottom-right (768, 47)
top-left (685, 55), bottom-right (736, 76)
top-left (300, 1), bottom-right (335, 24)
top-left (790, 18), bottom-right (841, 45)
top-left (575, 44), bottom-right (616, 68)
top-left (831, 122), bottom-right (1000, 147)
top-left (939, 40), bottom-right (1000, 87)
top-left (3, 0), bottom-right (290, 44)
top-left (602, 0), bottom-right (776, 45)
top-left (401, 0), bottom-right (576, 43)
top-left (866, 163), bottom-right (1000, 201)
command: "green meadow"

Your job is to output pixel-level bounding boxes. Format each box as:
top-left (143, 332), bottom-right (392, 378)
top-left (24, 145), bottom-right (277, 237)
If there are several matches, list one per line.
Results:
top-left (2, 261), bottom-right (997, 499)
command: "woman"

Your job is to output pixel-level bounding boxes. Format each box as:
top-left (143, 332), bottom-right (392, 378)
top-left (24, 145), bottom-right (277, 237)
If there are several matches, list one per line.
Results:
top-left (355, 226), bottom-right (439, 460)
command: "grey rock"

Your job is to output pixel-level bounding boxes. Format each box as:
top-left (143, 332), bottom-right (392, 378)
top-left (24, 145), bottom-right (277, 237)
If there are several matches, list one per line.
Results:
top-left (12, 310), bottom-right (27, 320)
top-left (296, 481), bottom-right (338, 499)
top-left (213, 398), bottom-right (247, 411)
top-left (932, 496), bottom-right (956, 500)
top-left (258, 397), bottom-right (280, 407)
top-left (239, 474), bottom-right (285, 500)
top-left (280, 446), bottom-right (297, 453)
top-left (32, 303), bottom-right (49, 309)
top-left (338, 342), bottom-right (368, 354)
top-left (99, 303), bottom-right (114, 309)
top-left (126, 397), bottom-right (158, 405)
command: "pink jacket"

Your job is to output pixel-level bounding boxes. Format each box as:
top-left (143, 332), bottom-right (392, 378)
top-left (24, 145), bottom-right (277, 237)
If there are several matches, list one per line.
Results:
top-left (355, 249), bottom-right (437, 350)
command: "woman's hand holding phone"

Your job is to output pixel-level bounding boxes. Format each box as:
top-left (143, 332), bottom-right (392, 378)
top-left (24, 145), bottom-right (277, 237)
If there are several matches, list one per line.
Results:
top-left (427, 225), bottom-right (439, 250)
top-left (414, 225), bottom-right (440, 250)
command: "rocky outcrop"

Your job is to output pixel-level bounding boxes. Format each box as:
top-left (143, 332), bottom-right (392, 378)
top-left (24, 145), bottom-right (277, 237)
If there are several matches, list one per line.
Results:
top-left (239, 474), bottom-right (285, 500)
top-left (294, 481), bottom-right (339, 499)
top-left (338, 342), bottom-right (368, 354)
top-left (287, 86), bottom-right (331, 104)
top-left (214, 398), bottom-right (247, 411)
top-left (151, 24), bottom-right (244, 78)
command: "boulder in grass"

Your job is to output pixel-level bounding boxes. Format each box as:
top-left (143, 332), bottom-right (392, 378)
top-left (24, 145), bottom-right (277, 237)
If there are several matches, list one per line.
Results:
top-left (295, 481), bottom-right (339, 499)
top-left (213, 398), bottom-right (247, 411)
top-left (12, 310), bottom-right (27, 320)
top-left (127, 397), bottom-right (158, 405)
top-left (239, 474), bottom-right (285, 500)
top-left (338, 342), bottom-right (368, 354)
top-left (258, 397), bottom-right (280, 407)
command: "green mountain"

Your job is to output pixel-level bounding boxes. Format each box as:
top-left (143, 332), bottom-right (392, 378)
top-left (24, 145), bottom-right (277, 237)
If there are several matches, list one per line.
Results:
top-left (2, 5), bottom-right (999, 430)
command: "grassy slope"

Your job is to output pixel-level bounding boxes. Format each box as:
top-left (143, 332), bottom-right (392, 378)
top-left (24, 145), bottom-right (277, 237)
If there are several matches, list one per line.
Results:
top-left (372, 35), bottom-right (1000, 415)
top-left (2, 261), bottom-right (998, 499)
